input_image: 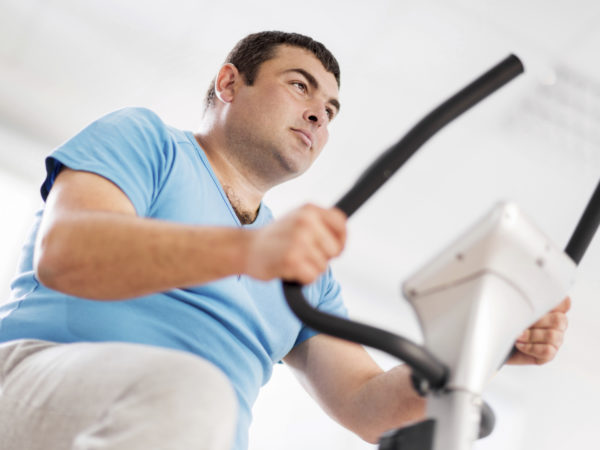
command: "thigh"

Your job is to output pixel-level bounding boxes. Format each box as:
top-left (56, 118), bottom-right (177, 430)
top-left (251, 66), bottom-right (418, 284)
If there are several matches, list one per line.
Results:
top-left (0, 339), bottom-right (237, 450)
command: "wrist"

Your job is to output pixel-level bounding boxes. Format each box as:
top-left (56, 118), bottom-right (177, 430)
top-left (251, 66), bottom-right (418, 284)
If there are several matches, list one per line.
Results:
top-left (235, 228), bottom-right (257, 277)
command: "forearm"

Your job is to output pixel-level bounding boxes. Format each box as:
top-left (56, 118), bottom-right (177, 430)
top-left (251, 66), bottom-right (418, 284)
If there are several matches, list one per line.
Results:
top-left (286, 336), bottom-right (426, 445)
top-left (347, 365), bottom-right (425, 443)
top-left (35, 210), bottom-right (250, 300)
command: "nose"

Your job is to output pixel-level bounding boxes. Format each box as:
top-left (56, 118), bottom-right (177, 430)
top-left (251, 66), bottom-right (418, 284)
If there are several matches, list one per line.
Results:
top-left (303, 103), bottom-right (328, 127)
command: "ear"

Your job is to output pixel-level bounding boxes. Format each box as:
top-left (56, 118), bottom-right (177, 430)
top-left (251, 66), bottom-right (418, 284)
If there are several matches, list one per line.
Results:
top-left (214, 63), bottom-right (241, 104)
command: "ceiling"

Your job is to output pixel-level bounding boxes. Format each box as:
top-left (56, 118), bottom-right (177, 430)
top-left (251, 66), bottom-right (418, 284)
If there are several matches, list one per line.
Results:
top-left (2, 0), bottom-right (600, 146)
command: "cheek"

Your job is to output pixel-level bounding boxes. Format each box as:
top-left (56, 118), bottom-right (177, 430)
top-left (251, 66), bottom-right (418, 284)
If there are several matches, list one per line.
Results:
top-left (320, 128), bottom-right (329, 147)
top-left (237, 89), bottom-right (287, 121)
top-left (313, 128), bottom-right (329, 156)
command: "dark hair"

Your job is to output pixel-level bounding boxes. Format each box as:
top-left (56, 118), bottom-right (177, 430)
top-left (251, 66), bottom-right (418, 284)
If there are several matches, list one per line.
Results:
top-left (204, 31), bottom-right (340, 109)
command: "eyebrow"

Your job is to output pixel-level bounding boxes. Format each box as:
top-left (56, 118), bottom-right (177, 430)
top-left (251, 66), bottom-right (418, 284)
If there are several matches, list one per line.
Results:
top-left (285, 68), bottom-right (341, 113)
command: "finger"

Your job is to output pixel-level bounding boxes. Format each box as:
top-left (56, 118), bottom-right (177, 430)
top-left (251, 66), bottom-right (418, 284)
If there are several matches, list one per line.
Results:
top-left (529, 311), bottom-right (568, 331)
top-left (322, 207), bottom-right (348, 242)
top-left (304, 208), bottom-right (346, 259)
top-left (279, 230), bottom-right (325, 282)
top-left (517, 328), bottom-right (564, 348)
top-left (306, 238), bottom-right (331, 275)
top-left (506, 350), bottom-right (538, 365)
top-left (283, 234), bottom-right (329, 283)
top-left (551, 296), bottom-right (571, 313)
top-left (314, 222), bottom-right (344, 259)
top-left (310, 208), bottom-right (346, 258)
top-left (282, 260), bottom-right (321, 285)
top-left (295, 260), bottom-right (323, 285)
top-left (514, 341), bottom-right (558, 364)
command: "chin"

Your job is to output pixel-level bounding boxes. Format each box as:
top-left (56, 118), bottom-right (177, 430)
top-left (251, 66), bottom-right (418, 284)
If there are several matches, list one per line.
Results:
top-left (270, 148), bottom-right (312, 178)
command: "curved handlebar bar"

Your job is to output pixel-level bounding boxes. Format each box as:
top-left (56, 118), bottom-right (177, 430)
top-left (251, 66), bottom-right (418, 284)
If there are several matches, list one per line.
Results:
top-left (283, 55), bottom-right (525, 389)
top-left (565, 179), bottom-right (600, 264)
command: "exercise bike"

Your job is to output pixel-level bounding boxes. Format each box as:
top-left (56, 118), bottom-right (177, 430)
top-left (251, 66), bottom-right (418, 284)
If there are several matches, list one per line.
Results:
top-left (282, 54), bottom-right (600, 450)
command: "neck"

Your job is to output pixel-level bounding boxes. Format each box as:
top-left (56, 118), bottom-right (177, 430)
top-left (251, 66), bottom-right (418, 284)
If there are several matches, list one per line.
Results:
top-left (194, 123), bottom-right (267, 224)
top-left (222, 185), bottom-right (260, 224)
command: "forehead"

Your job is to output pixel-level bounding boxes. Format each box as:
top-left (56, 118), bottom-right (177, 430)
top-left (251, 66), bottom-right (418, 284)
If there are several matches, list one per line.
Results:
top-left (258, 45), bottom-right (339, 96)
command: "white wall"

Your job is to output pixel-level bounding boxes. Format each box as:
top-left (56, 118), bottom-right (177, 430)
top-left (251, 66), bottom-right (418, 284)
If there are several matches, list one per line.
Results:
top-left (0, 126), bottom-right (45, 302)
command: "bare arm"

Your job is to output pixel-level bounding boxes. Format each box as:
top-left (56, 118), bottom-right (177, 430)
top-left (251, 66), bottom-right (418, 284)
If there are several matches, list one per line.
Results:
top-left (283, 334), bottom-right (425, 444)
top-left (35, 168), bottom-right (346, 300)
top-left (283, 299), bottom-right (571, 444)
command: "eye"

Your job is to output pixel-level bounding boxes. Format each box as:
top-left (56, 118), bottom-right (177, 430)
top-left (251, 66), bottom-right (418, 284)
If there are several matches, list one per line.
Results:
top-left (292, 81), bottom-right (307, 93)
top-left (326, 108), bottom-right (335, 121)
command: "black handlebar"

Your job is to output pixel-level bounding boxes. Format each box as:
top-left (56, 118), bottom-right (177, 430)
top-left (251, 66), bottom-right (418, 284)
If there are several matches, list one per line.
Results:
top-left (565, 179), bottom-right (600, 264)
top-left (283, 55), bottom-right (525, 389)
top-left (335, 54), bottom-right (524, 217)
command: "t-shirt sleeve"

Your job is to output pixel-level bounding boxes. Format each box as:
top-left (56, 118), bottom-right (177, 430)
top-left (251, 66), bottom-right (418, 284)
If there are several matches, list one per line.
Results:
top-left (40, 107), bottom-right (174, 217)
top-left (293, 266), bottom-right (348, 347)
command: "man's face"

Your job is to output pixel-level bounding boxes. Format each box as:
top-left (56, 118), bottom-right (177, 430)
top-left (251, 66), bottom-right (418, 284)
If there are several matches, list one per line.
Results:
top-left (223, 45), bottom-right (340, 185)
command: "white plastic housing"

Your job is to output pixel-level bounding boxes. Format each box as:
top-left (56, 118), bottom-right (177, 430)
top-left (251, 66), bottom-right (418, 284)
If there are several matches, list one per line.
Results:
top-left (403, 202), bottom-right (576, 394)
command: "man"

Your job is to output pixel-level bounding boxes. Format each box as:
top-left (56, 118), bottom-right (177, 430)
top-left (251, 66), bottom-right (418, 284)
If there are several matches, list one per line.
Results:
top-left (0, 31), bottom-right (570, 450)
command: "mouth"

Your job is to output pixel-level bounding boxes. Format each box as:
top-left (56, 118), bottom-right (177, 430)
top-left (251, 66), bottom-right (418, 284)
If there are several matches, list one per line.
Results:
top-left (291, 128), bottom-right (313, 148)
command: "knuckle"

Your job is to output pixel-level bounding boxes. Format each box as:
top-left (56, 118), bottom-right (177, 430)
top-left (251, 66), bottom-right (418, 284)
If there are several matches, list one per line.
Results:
top-left (549, 312), bottom-right (562, 328)
top-left (544, 329), bottom-right (557, 342)
top-left (322, 242), bottom-right (335, 259)
top-left (540, 345), bottom-right (556, 360)
top-left (301, 203), bottom-right (319, 217)
top-left (282, 251), bottom-right (298, 270)
top-left (289, 231), bottom-right (304, 247)
top-left (294, 213), bottom-right (310, 228)
top-left (546, 330), bottom-right (562, 348)
top-left (290, 228), bottom-right (310, 247)
top-left (332, 206), bottom-right (347, 219)
top-left (560, 314), bottom-right (569, 331)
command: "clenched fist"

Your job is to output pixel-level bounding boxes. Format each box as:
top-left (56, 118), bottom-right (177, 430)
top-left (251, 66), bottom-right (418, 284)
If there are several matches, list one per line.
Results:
top-left (245, 204), bottom-right (347, 284)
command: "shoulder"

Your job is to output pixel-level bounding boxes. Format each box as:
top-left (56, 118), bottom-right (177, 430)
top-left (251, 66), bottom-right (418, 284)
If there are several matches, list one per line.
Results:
top-left (83, 107), bottom-right (175, 159)
top-left (96, 107), bottom-right (167, 134)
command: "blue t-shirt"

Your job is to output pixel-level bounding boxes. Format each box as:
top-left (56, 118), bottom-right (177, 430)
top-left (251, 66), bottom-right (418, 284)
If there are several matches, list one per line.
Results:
top-left (0, 107), bottom-right (347, 450)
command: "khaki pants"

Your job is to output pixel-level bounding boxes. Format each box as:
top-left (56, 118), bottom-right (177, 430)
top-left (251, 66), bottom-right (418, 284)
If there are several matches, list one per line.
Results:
top-left (0, 339), bottom-right (237, 450)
